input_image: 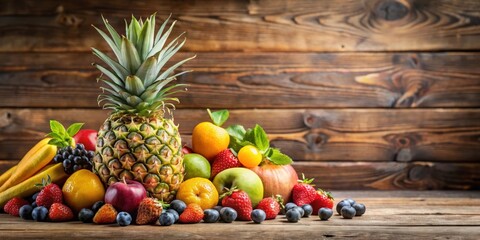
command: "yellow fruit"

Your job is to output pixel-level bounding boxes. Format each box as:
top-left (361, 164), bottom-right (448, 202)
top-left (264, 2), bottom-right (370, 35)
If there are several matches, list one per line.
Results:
top-left (192, 122), bottom-right (229, 160)
top-left (62, 169), bottom-right (105, 213)
top-left (238, 145), bottom-right (262, 168)
top-left (176, 177), bottom-right (219, 210)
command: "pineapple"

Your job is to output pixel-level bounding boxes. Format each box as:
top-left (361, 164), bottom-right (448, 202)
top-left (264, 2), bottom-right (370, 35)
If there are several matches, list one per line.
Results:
top-left (91, 14), bottom-right (194, 202)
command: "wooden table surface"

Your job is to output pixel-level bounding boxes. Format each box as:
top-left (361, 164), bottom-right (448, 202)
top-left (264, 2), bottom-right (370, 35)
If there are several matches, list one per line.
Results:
top-left (0, 191), bottom-right (479, 240)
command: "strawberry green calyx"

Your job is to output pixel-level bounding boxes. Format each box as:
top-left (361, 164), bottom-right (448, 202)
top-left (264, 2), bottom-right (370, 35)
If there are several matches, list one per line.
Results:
top-left (298, 173), bottom-right (315, 185)
top-left (219, 186), bottom-right (238, 200)
top-left (35, 175), bottom-right (53, 189)
top-left (46, 120), bottom-right (84, 148)
top-left (317, 188), bottom-right (334, 200)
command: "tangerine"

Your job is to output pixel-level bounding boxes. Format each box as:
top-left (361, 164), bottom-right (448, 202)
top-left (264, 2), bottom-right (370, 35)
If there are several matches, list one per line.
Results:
top-left (238, 145), bottom-right (262, 168)
top-left (192, 122), bottom-right (229, 160)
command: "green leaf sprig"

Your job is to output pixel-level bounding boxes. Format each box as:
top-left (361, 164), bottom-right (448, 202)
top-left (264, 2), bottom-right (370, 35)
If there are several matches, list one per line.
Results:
top-left (225, 116), bottom-right (293, 165)
top-left (46, 120), bottom-right (84, 148)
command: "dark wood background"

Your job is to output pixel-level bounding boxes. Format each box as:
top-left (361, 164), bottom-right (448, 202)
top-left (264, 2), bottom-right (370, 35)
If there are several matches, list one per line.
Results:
top-left (0, 0), bottom-right (479, 190)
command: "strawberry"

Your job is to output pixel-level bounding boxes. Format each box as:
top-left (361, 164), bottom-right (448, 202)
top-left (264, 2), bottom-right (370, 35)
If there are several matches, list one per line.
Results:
top-left (211, 149), bottom-right (242, 178)
top-left (3, 197), bottom-right (29, 216)
top-left (35, 176), bottom-right (63, 209)
top-left (256, 195), bottom-right (283, 220)
top-left (311, 189), bottom-right (334, 215)
top-left (178, 203), bottom-right (204, 224)
top-left (221, 187), bottom-right (252, 221)
top-left (292, 174), bottom-right (317, 206)
top-left (135, 197), bottom-right (165, 225)
top-left (49, 203), bottom-right (74, 222)
top-left (93, 203), bottom-right (118, 224)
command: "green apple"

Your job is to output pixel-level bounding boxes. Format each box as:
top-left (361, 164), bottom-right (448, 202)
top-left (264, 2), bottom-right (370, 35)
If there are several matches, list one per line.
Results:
top-left (212, 167), bottom-right (264, 207)
top-left (183, 153), bottom-right (211, 180)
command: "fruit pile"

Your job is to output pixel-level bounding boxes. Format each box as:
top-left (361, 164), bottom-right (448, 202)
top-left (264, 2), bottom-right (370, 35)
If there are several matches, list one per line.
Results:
top-left (0, 13), bottom-right (367, 226)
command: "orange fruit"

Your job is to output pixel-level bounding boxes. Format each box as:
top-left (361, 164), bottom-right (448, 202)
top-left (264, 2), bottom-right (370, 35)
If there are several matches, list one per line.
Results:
top-left (192, 122), bottom-right (229, 160)
top-left (176, 177), bottom-right (219, 210)
top-left (62, 169), bottom-right (105, 213)
top-left (238, 145), bottom-right (262, 168)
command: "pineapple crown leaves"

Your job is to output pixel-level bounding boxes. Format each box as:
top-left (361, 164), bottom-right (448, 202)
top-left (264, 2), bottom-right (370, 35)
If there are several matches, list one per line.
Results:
top-left (46, 120), bottom-right (83, 148)
top-left (223, 110), bottom-right (293, 165)
top-left (92, 13), bottom-right (195, 116)
top-left (298, 173), bottom-right (315, 185)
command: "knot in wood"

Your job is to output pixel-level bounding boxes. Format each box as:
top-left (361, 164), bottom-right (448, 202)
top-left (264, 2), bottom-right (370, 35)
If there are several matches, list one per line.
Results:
top-left (303, 112), bottom-right (319, 128)
top-left (375, 0), bottom-right (410, 21)
top-left (408, 164), bottom-right (432, 181)
top-left (0, 111), bottom-right (13, 128)
top-left (305, 132), bottom-right (328, 151)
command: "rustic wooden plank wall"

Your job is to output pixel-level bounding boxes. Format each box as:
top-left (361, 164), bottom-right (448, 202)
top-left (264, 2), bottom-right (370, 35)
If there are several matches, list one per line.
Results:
top-left (0, 0), bottom-right (479, 190)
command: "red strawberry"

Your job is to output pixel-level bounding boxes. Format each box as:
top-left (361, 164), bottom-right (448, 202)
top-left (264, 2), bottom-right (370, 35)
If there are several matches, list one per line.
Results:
top-left (49, 203), bottom-right (74, 222)
top-left (36, 176), bottom-right (63, 209)
top-left (211, 149), bottom-right (242, 178)
top-left (221, 187), bottom-right (252, 221)
top-left (292, 174), bottom-right (317, 206)
top-left (256, 195), bottom-right (283, 220)
top-left (136, 197), bottom-right (164, 225)
top-left (178, 203), bottom-right (204, 224)
top-left (93, 203), bottom-right (118, 224)
top-left (311, 189), bottom-right (334, 215)
top-left (3, 197), bottom-right (29, 216)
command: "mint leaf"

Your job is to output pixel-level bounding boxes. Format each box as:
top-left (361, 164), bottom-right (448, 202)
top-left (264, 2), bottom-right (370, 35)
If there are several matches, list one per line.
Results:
top-left (66, 123), bottom-right (84, 137)
top-left (226, 124), bottom-right (246, 140)
top-left (49, 120), bottom-right (64, 134)
top-left (207, 109), bottom-right (229, 126)
top-left (268, 148), bottom-right (293, 165)
top-left (244, 128), bottom-right (255, 144)
top-left (253, 124), bottom-right (269, 153)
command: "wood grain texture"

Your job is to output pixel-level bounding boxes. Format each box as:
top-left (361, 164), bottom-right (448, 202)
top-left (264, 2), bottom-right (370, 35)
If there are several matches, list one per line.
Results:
top-left (0, 108), bottom-right (479, 162)
top-left (1, 191), bottom-right (479, 239)
top-left (1, 0), bottom-right (480, 52)
top-left (1, 52), bottom-right (480, 108)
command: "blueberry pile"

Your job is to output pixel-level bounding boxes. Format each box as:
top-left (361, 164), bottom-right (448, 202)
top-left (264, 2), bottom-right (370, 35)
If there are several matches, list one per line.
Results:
top-left (53, 143), bottom-right (94, 174)
top-left (283, 202), bottom-right (313, 222)
top-left (336, 198), bottom-right (366, 219)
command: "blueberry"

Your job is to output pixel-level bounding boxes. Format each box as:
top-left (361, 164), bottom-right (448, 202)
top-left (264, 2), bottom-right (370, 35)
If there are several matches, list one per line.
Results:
top-left (78, 208), bottom-right (95, 223)
top-left (336, 200), bottom-right (351, 215)
top-left (285, 202), bottom-right (297, 212)
top-left (116, 212), bottom-right (132, 226)
top-left (169, 200), bottom-right (186, 215)
top-left (213, 205), bottom-right (223, 213)
top-left (343, 198), bottom-right (356, 206)
top-left (286, 209), bottom-right (301, 223)
top-left (341, 206), bottom-right (356, 219)
top-left (203, 209), bottom-right (220, 223)
top-left (19, 205), bottom-right (33, 220)
top-left (250, 209), bottom-right (266, 224)
top-left (166, 209), bottom-right (179, 223)
top-left (301, 204), bottom-right (313, 218)
top-left (159, 212), bottom-right (175, 226)
top-left (30, 192), bottom-right (39, 203)
top-left (294, 206), bottom-right (304, 217)
top-left (91, 201), bottom-right (104, 213)
top-left (319, 208), bottom-right (333, 221)
top-left (352, 203), bottom-right (366, 216)
top-left (32, 206), bottom-right (48, 221)
top-left (220, 207), bottom-right (237, 223)
top-left (76, 143), bottom-right (85, 150)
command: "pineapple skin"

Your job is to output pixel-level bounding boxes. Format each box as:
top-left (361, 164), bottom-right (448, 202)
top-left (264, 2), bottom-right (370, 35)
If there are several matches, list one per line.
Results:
top-left (93, 113), bottom-right (184, 202)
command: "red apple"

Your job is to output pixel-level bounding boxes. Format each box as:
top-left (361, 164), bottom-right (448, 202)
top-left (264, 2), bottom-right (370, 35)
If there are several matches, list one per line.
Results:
top-left (73, 129), bottom-right (97, 151)
top-left (182, 145), bottom-right (193, 155)
top-left (251, 162), bottom-right (298, 203)
top-left (104, 179), bottom-right (147, 214)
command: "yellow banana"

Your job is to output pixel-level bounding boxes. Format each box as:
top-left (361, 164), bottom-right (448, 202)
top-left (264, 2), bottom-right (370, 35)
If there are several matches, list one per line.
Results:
top-left (0, 138), bottom-right (57, 193)
top-left (0, 163), bottom-right (67, 208)
top-left (0, 165), bottom-right (17, 187)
